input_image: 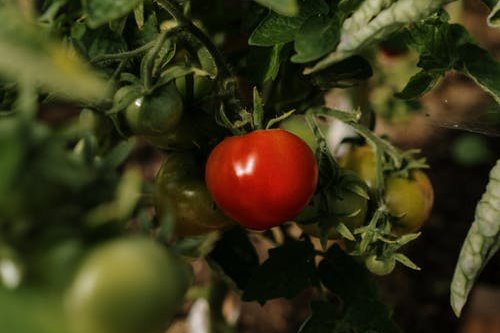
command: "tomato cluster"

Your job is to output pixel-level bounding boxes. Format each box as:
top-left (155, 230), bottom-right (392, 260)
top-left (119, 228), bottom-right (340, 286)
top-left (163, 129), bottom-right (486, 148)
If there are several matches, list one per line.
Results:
top-left (281, 116), bottom-right (434, 241)
top-left (110, 67), bottom-right (432, 279)
top-left (340, 145), bottom-right (434, 235)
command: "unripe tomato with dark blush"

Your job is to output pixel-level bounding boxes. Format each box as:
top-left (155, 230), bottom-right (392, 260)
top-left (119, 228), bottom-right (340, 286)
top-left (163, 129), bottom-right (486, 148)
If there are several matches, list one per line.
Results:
top-left (124, 83), bottom-right (183, 135)
top-left (155, 152), bottom-right (234, 236)
top-left (205, 129), bottom-right (318, 230)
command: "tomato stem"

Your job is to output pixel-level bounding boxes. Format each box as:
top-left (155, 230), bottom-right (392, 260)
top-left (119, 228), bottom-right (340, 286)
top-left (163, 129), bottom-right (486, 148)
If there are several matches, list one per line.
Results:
top-left (157, 0), bottom-right (245, 117)
top-left (142, 28), bottom-right (182, 90)
top-left (90, 41), bottom-right (156, 64)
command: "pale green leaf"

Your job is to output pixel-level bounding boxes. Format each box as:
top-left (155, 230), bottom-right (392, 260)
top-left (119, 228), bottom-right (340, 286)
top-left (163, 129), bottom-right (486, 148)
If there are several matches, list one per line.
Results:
top-left (450, 160), bottom-right (500, 317)
top-left (82, 0), bottom-right (142, 28)
top-left (487, 1), bottom-right (500, 27)
top-left (0, 6), bottom-right (109, 102)
top-left (253, 0), bottom-right (299, 16)
top-left (459, 44), bottom-right (500, 104)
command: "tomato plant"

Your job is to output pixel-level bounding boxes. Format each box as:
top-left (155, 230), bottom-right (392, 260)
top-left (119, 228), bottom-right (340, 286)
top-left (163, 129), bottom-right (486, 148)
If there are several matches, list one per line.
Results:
top-left (1, 0), bottom-right (499, 333)
top-left (205, 129), bottom-right (318, 230)
top-left (65, 237), bottom-right (191, 333)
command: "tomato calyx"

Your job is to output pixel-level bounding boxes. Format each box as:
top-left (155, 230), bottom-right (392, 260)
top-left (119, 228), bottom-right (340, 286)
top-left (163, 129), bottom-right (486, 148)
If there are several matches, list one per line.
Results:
top-left (216, 88), bottom-right (297, 136)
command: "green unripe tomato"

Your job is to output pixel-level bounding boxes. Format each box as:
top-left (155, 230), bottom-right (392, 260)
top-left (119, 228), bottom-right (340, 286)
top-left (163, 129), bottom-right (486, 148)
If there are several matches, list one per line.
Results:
top-left (385, 170), bottom-right (434, 235)
top-left (365, 255), bottom-right (396, 276)
top-left (339, 145), bottom-right (377, 188)
top-left (279, 115), bottom-right (318, 152)
top-left (155, 152), bottom-right (234, 237)
top-left (65, 237), bottom-right (191, 333)
top-left (124, 84), bottom-right (183, 135)
top-left (175, 74), bottom-right (213, 102)
top-left (299, 188), bottom-right (368, 239)
top-left (340, 145), bottom-right (434, 235)
top-left (297, 173), bottom-right (369, 240)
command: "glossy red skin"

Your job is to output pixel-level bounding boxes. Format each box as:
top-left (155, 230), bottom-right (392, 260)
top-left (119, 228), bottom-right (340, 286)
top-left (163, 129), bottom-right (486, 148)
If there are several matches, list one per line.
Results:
top-left (205, 129), bottom-right (318, 230)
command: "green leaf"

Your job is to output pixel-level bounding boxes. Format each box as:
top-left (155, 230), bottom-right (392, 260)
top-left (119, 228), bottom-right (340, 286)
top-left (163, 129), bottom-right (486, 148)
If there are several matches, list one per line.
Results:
top-left (311, 55), bottom-right (372, 89)
top-left (487, 1), bottom-right (500, 27)
top-left (482, 0), bottom-right (498, 9)
top-left (100, 140), bottom-right (135, 170)
top-left (335, 222), bottom-right (355, 241)
top-left (85, 167), bottom-right (142, 225)
top-left (172, 232), bottom-right (221, 259)
top-left (343, 297), bottom-right (401, 333)
top-left (319, 246), bottom-right (401, 333)
top-left (133, 2), bottom-right (144, 28)
top-left (245, 44), bottom-right (288, 84)
top-left (132, 12), bottom-right (159, 47)
top-left (73, 22), bottom-right (128, 63)
top-left (458, 43), bottom-right (500, 104)
top-left (291, 14), bottom-right (340, 63)
top-left (0, 288), bottom-right (68, 333)
top-left (0, 120), bottom-right (25, 204)
top-left (0, 6), bottom-right (109, 101)
top-left (253, 0), bottom-right (299, 16)
top-left (264, 44), bottom-right (286, 82)
top-left (304, 1), bottom-right (450, 74)
top-left (414, 23), bottom-right (471, 71)
top-left (249, 0), bottom-right (329, 46)
top-left (394, 70), bottom-right (440, 100)
top-left (450, 160), bottom-right (500, 317)
top-left (299, 301), bottom-right (338, 333)
top-left (399, 18), bottom-right (500, 103)
top-left (394, 253), bottom-right (420, 270)
top-left (319, 245), bottom-right (375, 300)
top-left (82, 0), bottom-right (142, 28)
top-left (207, 228), bottom-right (259, 290)
top-left (241, 240), bottom-right (318, 303)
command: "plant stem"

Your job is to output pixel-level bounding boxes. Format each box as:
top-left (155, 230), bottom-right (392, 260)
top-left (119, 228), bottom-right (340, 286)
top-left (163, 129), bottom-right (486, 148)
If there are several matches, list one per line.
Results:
top-left (90, 41), bottom-right (156, 64)
top-left (156, 0), bottom-right (232, 78)
top-left (156, 0), bottom-right (244, 118)
top-left (143, 29), bottom-right (172, 89)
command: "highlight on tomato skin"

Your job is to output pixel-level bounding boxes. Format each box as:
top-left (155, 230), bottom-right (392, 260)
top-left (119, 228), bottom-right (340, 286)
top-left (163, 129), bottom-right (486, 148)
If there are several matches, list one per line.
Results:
top-left (205, 129), bottom-right (319, 231)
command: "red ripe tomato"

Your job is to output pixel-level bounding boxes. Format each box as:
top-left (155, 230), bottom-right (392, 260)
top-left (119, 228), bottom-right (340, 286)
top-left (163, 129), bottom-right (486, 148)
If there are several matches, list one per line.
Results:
top-left (205, 129), bottom-right (318, 230)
